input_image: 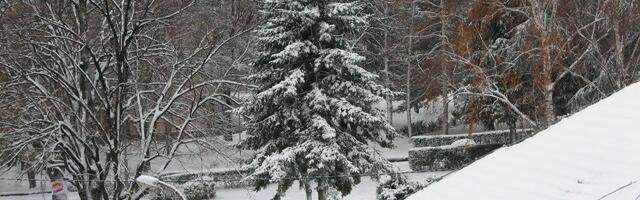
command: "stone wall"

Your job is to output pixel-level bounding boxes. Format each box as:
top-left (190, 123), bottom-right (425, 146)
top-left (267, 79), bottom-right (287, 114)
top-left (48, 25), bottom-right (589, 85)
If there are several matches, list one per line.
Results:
top-left (408, 144), bottom-right (503, 172)
top-left (411, 129), bottom-right (532, 148)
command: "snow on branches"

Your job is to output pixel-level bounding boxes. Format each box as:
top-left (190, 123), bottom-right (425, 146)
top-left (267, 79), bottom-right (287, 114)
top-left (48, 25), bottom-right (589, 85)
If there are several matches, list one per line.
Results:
top-left (241, 0), bottom-right (398, 199)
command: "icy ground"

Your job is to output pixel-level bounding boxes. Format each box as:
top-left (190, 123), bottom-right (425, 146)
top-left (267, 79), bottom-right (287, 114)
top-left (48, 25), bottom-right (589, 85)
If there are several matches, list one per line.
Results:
top-left (407, 82), bottom-right (640, 200)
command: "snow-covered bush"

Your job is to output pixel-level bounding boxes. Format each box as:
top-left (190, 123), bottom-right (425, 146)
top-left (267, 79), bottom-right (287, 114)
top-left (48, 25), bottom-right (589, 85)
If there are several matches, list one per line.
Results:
top-left (150, 176), bottom-right (216, 200)
top-left (376, 176), bottom-right (424, 200)
top-left (327, 186), bottom-right (345, 200)
top-left (182, 176), bottom-right (216, 200)
top-left (149, 188), bottom-right (177, 200)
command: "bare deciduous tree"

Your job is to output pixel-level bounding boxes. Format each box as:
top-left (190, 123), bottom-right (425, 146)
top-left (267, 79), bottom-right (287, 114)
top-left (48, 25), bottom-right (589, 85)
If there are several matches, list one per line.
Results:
top-left (0, 1), bottom-right (255, 199)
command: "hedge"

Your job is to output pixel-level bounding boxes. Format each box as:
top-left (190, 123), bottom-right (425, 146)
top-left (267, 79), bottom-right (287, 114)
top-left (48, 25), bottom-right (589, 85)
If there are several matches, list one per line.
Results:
top-left (411, 129), bottom-right (532, 148)
top-left (408, 144), bottom-right (503, 172)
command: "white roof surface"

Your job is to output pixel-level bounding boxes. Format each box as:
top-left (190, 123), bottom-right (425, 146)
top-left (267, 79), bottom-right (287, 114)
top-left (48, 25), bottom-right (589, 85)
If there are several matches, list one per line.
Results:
top-left (407, 83), bottom-right (640, 200)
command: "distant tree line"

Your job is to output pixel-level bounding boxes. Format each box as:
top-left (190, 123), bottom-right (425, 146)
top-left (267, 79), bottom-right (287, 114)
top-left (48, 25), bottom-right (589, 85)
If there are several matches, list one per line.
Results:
top-left (358, 0), bottom-right (640, 135)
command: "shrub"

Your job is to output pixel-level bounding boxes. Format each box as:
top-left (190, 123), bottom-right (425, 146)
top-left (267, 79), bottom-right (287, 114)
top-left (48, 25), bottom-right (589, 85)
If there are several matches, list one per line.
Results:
top-left (149, 176), bottom-right (216, 200)
top-left (377, 176), bottom-right (424, 200)
top-left (182, 176), bottom-right (216, 200)
top-left (408, 144), bottom-right (503, 171)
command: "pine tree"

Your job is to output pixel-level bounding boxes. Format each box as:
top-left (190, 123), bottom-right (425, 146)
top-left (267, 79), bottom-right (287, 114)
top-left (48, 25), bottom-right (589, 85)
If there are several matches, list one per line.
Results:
top-left (241, 0), bottom-right (397, 199)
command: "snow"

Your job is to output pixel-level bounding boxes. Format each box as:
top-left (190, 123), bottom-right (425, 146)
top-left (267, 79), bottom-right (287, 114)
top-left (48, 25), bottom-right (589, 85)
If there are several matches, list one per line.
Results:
top-left (449, 138), bottom-right (476, 147)
top-left (0, 193), bottom-right (80, 200)
top-left (599, 181), bottom-right (640, 200)
top-left (214, 165), bottom-right (449, 200)
top-left (407, 83), bottom-right (640, 200)
top-left (0, 135), bottom-right (426, 200)
top-left (1, 164), bottom-right (448, 200)
top-left (136, 175), bottom-right (160, 187)
top-left (411, 128), bottom-right (532, 140)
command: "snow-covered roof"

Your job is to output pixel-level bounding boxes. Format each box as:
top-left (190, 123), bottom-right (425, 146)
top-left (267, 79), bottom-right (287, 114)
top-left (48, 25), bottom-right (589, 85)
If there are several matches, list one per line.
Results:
top-left (407, 83), bottom-right (640, 200)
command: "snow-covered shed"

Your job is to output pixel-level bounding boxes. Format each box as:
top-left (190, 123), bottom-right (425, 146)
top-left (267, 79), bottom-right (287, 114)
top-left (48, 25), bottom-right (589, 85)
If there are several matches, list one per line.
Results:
top-left (407, 83), bottom-right (640, 200)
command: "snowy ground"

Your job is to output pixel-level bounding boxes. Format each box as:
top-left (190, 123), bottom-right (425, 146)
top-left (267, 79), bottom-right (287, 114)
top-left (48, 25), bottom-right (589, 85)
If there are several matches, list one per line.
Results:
top-left (1, 135), bottom-right (440, 200)
top-left (407, 82), bottom-right (640, 200)
top-left (0, 163), bottom-right (448, 200)
top-left (0, 162), bottom-right (447, 200)
top-left (0, 99), bottom-right (505, 200)
top-left (0, 193), bottom-right (81, 200)
top-left (0, 169), bottom-right (447, 200)
top-left (215, 168), bottom-right (448, 200)
top-left (1, 99), bottom-right (456, 199)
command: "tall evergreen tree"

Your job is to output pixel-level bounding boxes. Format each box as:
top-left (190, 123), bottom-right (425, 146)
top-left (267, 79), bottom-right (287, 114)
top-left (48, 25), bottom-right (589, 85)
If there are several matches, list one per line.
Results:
top-left (241, 0), bottom-right (397, 199)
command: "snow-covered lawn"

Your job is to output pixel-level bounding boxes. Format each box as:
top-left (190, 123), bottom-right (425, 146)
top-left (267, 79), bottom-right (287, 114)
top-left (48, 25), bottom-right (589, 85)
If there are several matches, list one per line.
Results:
top-left (0, 193), bottom-right (81, 200)
top-left (0, 162), bottom-right (447, 200)
top-left (0, 166), bottom-right (447, 200)
top-left (1, 135), bottom-right (428, 200)
top-left (215, 167), bottom-right (448, 200)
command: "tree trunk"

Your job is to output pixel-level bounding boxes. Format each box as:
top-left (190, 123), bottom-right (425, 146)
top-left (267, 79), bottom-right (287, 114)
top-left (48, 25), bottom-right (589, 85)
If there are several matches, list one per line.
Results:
top-left (162, 117), bottom-right (174, 154)
top-left (405, 0), bottom-right (415, 137)
top-left (224, 89), bottom-right (234, 142)
top-left (543, 87), bottom-right (555, 127)
top-left (382, 5), bottom-right (393, 127)
top-left (439, 0), bottom-right (449, 135)
top-left (317, 179), bottom-right (328, 200)
top-left (77, 180), bottom-right (102, 200)
top-left (441, 88), bottom-right (449, 135)
top-left (21, 161), bottom-right (37, 188)
top-left (614, 22), bottom-right (627, 86)
top-left (384, 54), bottom-right (393, 126)
top-left (305, 180), bottom-right (313, 200)
top-left (405, 72), bottom-right (412, 137)
top-left (386, 97), bottom-right (393, 126)
top-left (508, 120), bottom-right (517, 144)
top-left (27, 168), bottom-right (36, 188)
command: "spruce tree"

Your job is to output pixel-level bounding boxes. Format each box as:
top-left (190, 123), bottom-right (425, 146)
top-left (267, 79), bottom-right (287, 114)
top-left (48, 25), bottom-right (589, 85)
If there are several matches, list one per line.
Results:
top-left (241, 0), bottom-right (398, 199)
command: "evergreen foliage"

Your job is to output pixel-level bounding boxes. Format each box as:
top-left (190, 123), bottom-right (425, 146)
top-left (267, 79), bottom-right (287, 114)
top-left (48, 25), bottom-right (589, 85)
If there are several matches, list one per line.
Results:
top-left (241, 0), bottom-right (398, 198)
